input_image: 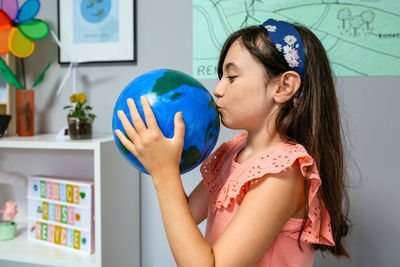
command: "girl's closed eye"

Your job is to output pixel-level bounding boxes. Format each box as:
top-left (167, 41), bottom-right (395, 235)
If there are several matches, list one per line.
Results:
top-left (227, 75), bottom-right (238, 82)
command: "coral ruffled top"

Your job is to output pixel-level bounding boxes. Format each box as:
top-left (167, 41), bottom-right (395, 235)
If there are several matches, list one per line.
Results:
top-left (200, 133), bottom-right (335, 267)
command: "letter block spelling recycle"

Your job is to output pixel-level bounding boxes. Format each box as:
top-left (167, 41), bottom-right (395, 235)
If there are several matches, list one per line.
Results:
top-left (27, 176), bottom-right (94, 254)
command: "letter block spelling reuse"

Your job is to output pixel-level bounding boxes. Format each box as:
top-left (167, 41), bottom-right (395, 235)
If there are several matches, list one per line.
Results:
top-left (27, 175), bottom-right (94, 254)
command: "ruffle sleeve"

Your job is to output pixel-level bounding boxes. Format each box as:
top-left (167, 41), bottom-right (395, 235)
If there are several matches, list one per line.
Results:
top-left (200, 133), bottom-right (246, 191)
top-left (202, 139), bottom-right (335, 246)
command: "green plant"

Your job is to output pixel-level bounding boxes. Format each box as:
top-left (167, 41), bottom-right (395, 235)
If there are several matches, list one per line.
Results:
top-left (63, 93), bottom-right (97, 121)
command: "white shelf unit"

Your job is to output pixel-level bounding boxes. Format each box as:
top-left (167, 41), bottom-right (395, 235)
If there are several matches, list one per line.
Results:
top-left (0, 134), bottom-right (140, 267)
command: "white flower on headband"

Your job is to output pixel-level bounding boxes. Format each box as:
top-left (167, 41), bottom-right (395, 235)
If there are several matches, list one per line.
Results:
top-left (264, 25), bottom-right (277, 32)
top-left (284, 35), bottom-right (297, 46)
top-left (283, 45), bottom-right (300, 68)
top-left (275, 43), bottom-right (282, 51)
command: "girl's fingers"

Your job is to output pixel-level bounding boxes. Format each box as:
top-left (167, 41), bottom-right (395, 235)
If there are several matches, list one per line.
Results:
top-left (117, 110), bottom-right (139, 141)
top-left (173, 112), bottom-right (185, 143)
top-left (140, 96), bottom-right (159, 131)
top-left (114, 129), bottom-right (139, 156)
top-left (127, 98), bottom-right (147, 133)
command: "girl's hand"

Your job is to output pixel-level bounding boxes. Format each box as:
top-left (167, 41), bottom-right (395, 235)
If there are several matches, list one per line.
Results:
top-left (114, 96), bottom-right (185, 179)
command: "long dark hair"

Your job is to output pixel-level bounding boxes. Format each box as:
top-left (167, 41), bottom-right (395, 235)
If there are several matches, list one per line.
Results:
top-left (217, 25), bottom-right (351, 257)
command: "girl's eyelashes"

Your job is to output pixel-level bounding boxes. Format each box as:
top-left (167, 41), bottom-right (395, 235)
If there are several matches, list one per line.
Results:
top-left (227, 75), bottom-right (238, 81)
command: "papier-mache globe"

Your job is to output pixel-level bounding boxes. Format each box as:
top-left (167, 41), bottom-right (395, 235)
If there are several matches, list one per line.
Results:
top-left (112, 69), bottom-right (220, 174)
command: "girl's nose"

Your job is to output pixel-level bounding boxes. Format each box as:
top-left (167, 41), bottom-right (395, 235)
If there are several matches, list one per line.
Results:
top-left (213, 80), bottom-right (225, 98)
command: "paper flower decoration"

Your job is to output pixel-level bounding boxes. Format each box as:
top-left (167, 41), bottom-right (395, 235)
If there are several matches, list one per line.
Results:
top-left (0, 0), bottom-right (49, 58)
top-left (0, 0), bottom-right (51, 90)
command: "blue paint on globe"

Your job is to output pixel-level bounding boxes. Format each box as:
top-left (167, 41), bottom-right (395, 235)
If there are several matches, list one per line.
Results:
top-left (112, 69), bottom-right (220, 174)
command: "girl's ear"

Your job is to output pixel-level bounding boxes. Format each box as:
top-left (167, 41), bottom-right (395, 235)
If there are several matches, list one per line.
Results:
top-left (273, 71), bottom-right (301, 104)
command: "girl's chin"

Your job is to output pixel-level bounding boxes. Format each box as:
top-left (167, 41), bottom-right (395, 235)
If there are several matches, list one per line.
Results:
top-left (220, 119), bottom-right (242, 130)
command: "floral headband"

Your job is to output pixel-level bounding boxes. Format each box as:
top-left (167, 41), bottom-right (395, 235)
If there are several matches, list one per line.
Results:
top-left (260, 19), bottom-right (305, 99)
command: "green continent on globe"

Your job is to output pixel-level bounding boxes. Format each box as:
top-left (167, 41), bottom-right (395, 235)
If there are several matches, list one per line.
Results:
top-left (152, 70), bottom-right (208, 96)
top-left (208, 100), bottom-right (220, 133)
top-left (205, 99), bottom-right (220, 144)
top-left (180, 145), bottom-right (210, 172)
top-left (205, 117), bottom-right (218, 143)
top-left (171, 92), bottom-right (183, 100)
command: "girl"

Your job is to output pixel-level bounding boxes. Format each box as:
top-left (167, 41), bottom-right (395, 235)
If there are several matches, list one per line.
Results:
top-left (115, 18), bottom-right (351, 267)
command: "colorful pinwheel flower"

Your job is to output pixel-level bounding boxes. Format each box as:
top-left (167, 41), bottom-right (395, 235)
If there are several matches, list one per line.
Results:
top-left (0, 0), bottom-right (49, 57)
top-left (0, 0), bottom-right (51, 89)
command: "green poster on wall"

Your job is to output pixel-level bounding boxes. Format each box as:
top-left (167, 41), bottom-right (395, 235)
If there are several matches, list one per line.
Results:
top-left (193, 0), bottom-right (400, 79)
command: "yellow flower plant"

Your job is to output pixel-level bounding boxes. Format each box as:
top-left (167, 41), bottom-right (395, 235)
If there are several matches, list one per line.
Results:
top-left (63, 93), bottom-right (96, 121)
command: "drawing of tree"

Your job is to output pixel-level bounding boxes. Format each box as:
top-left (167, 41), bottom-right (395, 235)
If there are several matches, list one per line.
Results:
top-left (350, 16), bottom-right (363, 36)
top-left (337, 8), bottom-right (352, 29)
top-left (361, 10), bottom-right (376, 30)
top-left (336, 7), bottom-right (351, 29)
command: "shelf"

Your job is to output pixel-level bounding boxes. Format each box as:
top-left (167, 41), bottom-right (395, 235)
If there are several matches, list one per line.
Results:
top-left (0, 134), bottom-right (141, 266)
top-left (0, 223), bottom-right (96, 267)
top-left (0, 134), bottom-right (114, 150)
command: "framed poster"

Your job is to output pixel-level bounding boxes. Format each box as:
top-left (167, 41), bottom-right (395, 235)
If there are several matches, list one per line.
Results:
top-left (57, 0), bottom-right (136, 64)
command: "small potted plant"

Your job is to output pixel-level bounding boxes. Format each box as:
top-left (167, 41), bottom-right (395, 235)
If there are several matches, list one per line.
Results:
top-left (63, 93), bottom-right (96, 140)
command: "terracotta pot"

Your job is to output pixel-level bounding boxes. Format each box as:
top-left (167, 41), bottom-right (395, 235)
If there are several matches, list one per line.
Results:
top-left (68, 117), bottom-right (93, 140)
top-left (16, 89), bottom-right (35, 136)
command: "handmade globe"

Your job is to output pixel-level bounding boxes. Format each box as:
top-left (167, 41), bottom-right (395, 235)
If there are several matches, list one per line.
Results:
top-left (112, 69), bottom-right (220, 174)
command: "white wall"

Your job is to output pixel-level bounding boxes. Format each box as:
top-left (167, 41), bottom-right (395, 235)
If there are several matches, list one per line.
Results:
top-left (1, 0), bottom-right (400, 266)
